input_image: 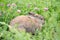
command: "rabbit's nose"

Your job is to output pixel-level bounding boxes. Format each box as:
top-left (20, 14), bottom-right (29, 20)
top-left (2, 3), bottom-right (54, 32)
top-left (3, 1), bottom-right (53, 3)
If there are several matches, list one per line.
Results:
top-left (42, 21), bottom-right (45, 25)
top-left (43, 22), bottom-right (45, 25)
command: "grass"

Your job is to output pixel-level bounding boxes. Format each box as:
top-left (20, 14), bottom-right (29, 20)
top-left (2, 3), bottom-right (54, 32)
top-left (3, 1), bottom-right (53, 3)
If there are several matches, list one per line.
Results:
top-left (0, 0), bottom-right (60, 40)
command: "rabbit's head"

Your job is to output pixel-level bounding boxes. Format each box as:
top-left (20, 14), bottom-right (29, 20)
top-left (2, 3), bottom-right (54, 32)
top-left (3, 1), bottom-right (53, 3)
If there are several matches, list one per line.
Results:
top-left (29, 12), bottom-right (45, 25)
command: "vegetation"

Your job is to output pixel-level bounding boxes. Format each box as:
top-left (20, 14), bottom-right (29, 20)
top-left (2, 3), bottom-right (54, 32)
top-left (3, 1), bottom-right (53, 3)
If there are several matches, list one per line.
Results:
top-left (0, 0), bottom-right (60, 40)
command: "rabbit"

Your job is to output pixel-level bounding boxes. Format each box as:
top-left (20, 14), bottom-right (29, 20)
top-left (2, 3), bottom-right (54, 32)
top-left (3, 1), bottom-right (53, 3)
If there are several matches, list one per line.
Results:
top-left (9, 12), bottom-right (45, 34)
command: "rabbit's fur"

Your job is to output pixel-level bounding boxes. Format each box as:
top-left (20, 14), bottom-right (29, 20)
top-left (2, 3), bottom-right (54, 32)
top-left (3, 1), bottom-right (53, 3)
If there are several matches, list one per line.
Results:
top-left (10, 12), bottom-right (45, 34)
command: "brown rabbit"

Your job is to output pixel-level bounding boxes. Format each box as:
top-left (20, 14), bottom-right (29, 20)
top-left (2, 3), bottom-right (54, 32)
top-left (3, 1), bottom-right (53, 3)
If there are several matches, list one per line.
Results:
top-left (10, 12), bottom-right (45, 34)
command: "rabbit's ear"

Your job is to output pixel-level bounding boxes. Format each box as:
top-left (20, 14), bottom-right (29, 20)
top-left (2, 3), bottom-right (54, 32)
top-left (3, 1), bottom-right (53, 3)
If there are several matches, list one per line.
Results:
top-left (28, 12), bottom-right (35, 16)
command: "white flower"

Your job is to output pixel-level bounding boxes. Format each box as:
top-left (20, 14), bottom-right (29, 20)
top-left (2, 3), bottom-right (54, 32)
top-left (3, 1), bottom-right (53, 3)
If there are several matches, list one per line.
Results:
top-left (17, 9), bottom-right (21, 13)
top-left (44, 8), bottom-right (48, 11)
top-left (11, 3), bottom-right (16, 7)
top-left (0, 3), bottom-right (4, 6)
top-left (7, 3), bottom-right (11, 7)
top-left (27, 3), bottom-right (31, 8)
top-left (34, 7), bottom-right (39, 11)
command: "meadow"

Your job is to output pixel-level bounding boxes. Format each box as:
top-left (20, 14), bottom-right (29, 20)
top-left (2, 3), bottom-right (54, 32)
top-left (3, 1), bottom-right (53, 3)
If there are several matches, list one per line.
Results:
top-left (0, 0), bottom-right (60, 40)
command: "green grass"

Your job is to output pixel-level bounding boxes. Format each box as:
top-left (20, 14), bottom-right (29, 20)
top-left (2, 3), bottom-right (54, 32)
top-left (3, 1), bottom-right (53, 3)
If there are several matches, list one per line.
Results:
top-left (0, 0), bottom-right (60, 40)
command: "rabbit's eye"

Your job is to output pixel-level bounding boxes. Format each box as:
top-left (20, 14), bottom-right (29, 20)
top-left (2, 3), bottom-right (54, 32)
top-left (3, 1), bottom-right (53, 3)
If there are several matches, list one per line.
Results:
top-left (40, 18), bottom-right (43, 20)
